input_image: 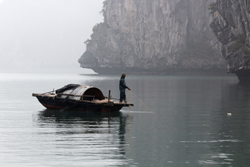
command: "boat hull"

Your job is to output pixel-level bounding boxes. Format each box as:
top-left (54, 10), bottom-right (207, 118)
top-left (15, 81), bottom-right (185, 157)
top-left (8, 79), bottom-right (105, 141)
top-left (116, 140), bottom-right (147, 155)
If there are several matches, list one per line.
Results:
top-left (32, 84), bottom-right (133, 112)
top-left (35, 96), bottom-right (128, 112)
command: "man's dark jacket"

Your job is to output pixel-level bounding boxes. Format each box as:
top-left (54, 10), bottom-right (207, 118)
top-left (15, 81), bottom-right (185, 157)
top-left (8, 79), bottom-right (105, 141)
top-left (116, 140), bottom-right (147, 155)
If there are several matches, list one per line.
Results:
top-left (119, 77), bottom-right (128, 92)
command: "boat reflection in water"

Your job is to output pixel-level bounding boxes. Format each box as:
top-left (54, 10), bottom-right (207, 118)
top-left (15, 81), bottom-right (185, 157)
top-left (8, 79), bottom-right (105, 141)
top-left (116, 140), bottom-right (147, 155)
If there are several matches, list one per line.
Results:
top-left (34, 109), bottom-right (135, 166)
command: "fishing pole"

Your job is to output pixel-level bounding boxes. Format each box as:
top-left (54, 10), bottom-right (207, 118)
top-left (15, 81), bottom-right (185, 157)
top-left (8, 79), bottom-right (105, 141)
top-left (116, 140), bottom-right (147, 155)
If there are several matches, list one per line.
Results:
top-left (129, 90), bottom-right (155, 113)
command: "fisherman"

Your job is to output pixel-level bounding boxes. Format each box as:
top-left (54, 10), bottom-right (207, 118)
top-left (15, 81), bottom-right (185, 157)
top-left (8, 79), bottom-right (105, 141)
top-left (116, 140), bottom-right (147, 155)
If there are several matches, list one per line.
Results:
top-left (119, 73), bottom-right (131, 103)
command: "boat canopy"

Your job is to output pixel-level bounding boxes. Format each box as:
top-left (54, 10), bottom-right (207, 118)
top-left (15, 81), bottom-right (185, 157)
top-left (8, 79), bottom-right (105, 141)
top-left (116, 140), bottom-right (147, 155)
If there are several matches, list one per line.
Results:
top-left (56, 84), bottom-right (105, 101)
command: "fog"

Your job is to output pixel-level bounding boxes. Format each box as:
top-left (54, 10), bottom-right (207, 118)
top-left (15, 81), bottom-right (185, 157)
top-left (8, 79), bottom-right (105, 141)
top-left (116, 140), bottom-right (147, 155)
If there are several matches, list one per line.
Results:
top-left (0, 0), bottom-right (104, 72)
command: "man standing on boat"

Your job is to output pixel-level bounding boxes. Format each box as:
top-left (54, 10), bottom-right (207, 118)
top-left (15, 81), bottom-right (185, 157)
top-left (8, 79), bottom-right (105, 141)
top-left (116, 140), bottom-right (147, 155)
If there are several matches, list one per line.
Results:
top-left (119, 73), bottom-right (131, 103)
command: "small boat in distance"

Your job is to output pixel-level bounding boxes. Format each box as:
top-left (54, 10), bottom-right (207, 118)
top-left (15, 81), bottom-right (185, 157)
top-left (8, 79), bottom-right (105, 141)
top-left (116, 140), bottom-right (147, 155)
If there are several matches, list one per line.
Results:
top-left (32, 84), bottom-right (133, 112)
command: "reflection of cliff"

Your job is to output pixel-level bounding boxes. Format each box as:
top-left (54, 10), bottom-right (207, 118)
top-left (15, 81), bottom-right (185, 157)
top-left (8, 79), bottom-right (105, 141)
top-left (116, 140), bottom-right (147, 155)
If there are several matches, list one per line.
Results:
top-left (210, 0), bottom-right (250, 82)
top-left (79, 0), bottom-right (225, 74)
top-left (36, 110), bottom-right (134, 165)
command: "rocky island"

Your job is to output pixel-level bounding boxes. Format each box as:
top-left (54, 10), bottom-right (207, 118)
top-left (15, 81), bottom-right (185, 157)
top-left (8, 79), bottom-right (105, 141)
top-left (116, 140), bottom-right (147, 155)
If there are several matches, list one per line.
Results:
top-left (79, 0), bottom-right (250, 82)
top-left (79, 0), bottom-right (225, 74)
top-left (210, 0), bottom-right (250, 82)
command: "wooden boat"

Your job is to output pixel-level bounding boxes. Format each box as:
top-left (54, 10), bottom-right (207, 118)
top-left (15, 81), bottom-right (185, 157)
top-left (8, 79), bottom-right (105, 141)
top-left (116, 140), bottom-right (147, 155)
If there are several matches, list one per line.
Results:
top-left (32, 84), bottom-right (133, 112)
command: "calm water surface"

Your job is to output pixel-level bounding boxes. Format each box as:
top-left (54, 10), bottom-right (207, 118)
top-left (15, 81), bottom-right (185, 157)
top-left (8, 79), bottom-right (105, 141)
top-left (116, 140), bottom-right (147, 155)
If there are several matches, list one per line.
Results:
top-left (0, 71), bottom-right (250, 167)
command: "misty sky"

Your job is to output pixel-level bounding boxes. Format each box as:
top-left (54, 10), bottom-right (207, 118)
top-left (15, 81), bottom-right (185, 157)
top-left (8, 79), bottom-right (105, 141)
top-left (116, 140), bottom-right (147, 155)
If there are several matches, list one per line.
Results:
top-left (0, 0), bottom-right (104, 72)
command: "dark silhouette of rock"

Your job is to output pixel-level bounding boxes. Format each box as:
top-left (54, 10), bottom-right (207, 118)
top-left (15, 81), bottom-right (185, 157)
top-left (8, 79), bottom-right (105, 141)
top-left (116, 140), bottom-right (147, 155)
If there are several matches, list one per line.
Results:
top-left (210, 0), bottom-right (250, 82)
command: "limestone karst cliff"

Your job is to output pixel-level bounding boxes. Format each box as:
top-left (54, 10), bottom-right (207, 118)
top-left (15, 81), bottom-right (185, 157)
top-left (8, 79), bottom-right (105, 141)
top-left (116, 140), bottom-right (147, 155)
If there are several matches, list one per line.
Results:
top-left (210, 0), bottom-right (250, 82)
top-left (79, 0), bottom-right (225, 74)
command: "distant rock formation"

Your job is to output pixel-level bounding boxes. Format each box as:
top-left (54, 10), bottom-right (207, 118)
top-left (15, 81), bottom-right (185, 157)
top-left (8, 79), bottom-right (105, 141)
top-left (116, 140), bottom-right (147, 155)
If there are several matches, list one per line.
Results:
top-left (79, 0), bottom-right (225, 74)
top-left (210, 0), bottom-right (250, 82)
